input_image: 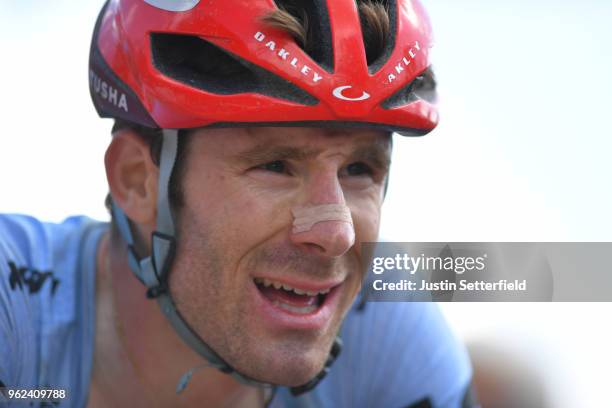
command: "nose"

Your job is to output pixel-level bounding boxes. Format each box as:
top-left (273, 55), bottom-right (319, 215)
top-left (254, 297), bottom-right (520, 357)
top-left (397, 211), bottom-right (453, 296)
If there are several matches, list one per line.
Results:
top-left (289, 172), bottom-right (355, 258)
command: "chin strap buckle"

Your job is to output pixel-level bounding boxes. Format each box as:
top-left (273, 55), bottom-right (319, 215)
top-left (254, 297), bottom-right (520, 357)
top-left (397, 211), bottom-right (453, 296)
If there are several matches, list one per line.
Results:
top-left (146, 283), bottom-right (168, 299)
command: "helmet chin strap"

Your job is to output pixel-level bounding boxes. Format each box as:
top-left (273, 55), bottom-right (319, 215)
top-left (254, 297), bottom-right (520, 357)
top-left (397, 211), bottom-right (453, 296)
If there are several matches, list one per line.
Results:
top-left (111, 129), bottom-right (342, 396)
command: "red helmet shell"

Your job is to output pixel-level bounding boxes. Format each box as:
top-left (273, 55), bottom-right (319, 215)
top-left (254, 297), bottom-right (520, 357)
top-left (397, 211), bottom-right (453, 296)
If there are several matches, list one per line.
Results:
top-left (89, 0), bottom-right (437, 134)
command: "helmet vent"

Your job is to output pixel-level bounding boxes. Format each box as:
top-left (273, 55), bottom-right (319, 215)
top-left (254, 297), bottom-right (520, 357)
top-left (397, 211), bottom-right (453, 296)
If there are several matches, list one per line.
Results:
top-left (151, 33), bottom-right (318, 105)
top-left (381, 67), bottom-right (437, 109)
top-left (360, 0), bottom-right (397, 74)
top-left (267, 0), bottom-right (335, 72)
top-left (266, 0), bottom-right (397, 74)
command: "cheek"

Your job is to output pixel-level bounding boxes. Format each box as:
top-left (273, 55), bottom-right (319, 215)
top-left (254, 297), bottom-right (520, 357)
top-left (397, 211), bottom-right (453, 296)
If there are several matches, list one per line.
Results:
top-left (182, 170), bottom-right (292, 255)
top-left (347, 193), bottom-right (383, 245)
top-left (352, 209), bottom-right (380, 245)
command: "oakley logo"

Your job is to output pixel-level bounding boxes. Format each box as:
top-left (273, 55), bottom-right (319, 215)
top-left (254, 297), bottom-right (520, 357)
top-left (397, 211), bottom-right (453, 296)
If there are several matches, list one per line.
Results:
top-left (387, 40), bottom-right (422, 84)
top-left (253, 31), bottom-right (324, 85)
top-left (332, 86), bottom-right (371, 102)
top-left (144, 0), bottom-right (200, 12)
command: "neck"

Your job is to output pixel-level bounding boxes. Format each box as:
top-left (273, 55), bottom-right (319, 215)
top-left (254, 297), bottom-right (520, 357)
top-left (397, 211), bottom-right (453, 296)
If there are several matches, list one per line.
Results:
top-left (89, 230), bottom-right (264, 408)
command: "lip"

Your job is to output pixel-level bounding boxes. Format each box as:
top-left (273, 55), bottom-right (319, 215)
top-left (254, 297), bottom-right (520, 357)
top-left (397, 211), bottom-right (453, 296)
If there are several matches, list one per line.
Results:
top-left (252, 275), bottom-right (343, 293)
top-left (250, 276), bottom-right (344, 331)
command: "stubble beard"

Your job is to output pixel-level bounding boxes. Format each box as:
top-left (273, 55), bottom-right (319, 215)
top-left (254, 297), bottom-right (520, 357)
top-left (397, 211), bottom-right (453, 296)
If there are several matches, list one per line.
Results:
top-left (168, 225), bottom-right (346, 387)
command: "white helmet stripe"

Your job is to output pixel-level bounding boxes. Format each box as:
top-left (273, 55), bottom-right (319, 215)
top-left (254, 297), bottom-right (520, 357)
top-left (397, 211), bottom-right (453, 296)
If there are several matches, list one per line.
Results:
top-left (144, 0), bottom-right (200, 12)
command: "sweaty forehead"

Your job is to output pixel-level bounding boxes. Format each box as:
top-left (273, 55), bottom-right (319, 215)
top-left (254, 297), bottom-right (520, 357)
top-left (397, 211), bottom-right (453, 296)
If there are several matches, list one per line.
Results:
top-left (189, 126), bottom-right (391, 155)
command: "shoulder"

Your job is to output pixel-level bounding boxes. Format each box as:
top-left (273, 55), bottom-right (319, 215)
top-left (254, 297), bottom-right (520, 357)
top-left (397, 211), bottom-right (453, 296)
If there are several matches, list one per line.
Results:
top-left (0, 213), bottom-right (104, 272)
top-left (0, 214), bottom-right (48, 390)
top-left (0, 214), bottom-right (99, 255)
top-left (0, 214), bottom-right (107, 391)
top-left (314, 302), bottom-right (473, 407)
top-left (0, 214), bottom-right (100, 300)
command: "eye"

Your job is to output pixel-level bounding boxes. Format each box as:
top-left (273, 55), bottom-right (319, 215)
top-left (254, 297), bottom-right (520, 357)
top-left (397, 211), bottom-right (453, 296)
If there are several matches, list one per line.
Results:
top-left (257, 160), bottom-right (288, 174)
top-left (345, 162), bottom-right (373, 176)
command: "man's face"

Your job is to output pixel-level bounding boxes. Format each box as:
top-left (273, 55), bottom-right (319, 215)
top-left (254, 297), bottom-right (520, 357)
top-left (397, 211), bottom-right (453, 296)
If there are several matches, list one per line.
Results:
top-left (168, 126), bottom-right (391, 386)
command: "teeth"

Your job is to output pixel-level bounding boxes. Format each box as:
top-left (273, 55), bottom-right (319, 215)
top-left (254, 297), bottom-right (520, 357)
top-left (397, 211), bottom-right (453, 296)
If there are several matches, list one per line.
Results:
top-left (271, 300), bottom-right (317, 315)
top-left (254, 278), bottom-right (332, 296)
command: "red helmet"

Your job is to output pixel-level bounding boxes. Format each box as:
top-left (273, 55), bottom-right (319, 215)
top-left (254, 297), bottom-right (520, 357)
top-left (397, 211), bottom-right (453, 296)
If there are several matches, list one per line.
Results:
top-left (89, 0), bottom-right (437, 135)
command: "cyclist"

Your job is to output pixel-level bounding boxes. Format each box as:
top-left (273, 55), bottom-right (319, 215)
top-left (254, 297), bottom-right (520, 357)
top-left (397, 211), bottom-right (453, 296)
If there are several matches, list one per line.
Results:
top-left (0, 0), bottom-right (475, 406)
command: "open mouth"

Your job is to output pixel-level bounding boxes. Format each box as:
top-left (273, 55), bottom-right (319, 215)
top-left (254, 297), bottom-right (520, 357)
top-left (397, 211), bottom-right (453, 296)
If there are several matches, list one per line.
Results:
top-left (254, 277), bottom-right (332, 315)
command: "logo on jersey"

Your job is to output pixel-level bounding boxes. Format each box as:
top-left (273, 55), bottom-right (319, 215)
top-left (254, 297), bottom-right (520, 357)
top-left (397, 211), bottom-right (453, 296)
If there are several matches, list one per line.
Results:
top-left (144, 0), bottom-right (201, 12)
top-left (7, 261), bottom-right (60, 296)
top-left (332, 86), bottom-right (371, 102)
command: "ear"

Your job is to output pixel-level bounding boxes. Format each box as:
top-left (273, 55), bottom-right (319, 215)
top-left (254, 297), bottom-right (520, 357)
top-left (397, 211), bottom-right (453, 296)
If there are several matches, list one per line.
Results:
top-left (105, 129), bottom-right (158, 229)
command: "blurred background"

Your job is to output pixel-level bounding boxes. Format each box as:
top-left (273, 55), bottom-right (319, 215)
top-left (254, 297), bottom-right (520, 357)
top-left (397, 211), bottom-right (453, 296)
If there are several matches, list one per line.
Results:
top-left (1, 0), bottom-right (611, 406)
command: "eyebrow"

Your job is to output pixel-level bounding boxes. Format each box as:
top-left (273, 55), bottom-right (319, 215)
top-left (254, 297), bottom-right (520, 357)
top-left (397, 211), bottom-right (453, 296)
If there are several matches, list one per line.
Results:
top-left (235, 145), bottom-right (320, 165)
top-left (234, 139), bottom-right (391, 171)
top-left (350, 143), bottom-right (392, 172)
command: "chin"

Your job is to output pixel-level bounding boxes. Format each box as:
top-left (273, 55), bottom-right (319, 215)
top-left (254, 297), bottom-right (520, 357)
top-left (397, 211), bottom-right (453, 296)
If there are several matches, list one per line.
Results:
top-left (254, 357), bottom-right (325, 387)
top-left (231, 338), bottom-right (331, 387)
